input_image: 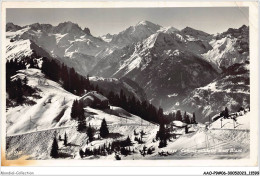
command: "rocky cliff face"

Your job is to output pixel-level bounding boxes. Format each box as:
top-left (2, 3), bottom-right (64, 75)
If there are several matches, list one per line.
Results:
top-left (178, 62), bottom-right (249, 122)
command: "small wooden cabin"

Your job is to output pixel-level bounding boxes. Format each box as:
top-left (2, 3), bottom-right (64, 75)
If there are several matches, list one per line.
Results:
top-left (80, 91), bottom-right (109, 109)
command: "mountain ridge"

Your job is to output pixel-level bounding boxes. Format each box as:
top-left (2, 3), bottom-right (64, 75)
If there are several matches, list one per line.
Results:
top-left (6, 21), bottom-right (249, 120)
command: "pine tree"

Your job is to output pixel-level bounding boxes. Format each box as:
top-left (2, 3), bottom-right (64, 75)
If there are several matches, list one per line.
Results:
top-left (156, 123), bottom-right (166, 140)
top-left (23, 77), bottom-right (28, 85)
top-left (176, 110), bottom-right (182, 121)
top-left (183, 111), bottom-right (190, 124)
top-left (186, 115), bottom-right (190, 124)
top-left (100, 118), bottom-right (109, 138)
top-left (79, 149), bottom-right (84, 158)
top-left (125, 136), bottom-right (132, 146)
top-left (224, 107), bottom-right (229, 118)
top-left (157, 107), bottom-right (164, 123)
top-left (16, 78), bottom-right (24, 104)
top-left (71, 100), bottom-right (78, 120)
top-left (158, 139), bottom-right (167, 148)
top-left (192, 112), bottom-right (196, 124)
top-left (64, 132), bottom-right (68, 146)
top-left (77, 101), bottom-right (86, 132)
top-left (87, 124), bottom-right (94, 142)
top-left (50, 137), bottom-right (59, 158)
top-left (185, 126), bottom-right (189, 134)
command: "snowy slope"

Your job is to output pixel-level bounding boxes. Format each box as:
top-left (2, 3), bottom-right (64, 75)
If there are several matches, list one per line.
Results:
top-left (5, 69), bottom-right (159, 160)
top-left (6, 39), bottom-right (33, 61)
top-left (209, 111), bottom-right (250, 130)
top-left (6, 91), bottom-right (158, 160)
top-left (6, 69), bottom-right (78, 135)
top-left (6, 92), bottom-right (250, 160)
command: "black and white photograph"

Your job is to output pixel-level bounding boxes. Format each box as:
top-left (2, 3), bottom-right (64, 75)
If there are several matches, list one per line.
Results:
top-left (1, 2), bottom-right (259, 170)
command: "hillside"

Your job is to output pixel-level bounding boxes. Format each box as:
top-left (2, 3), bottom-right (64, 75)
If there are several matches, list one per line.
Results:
top-left (89, 76), bottom-right (147, 102)
top-left (177, 62), bottom-right (249, 122)
top-left (6, 69), bottom-right (78, 135)
top-left (90, 31), bottom-right (218, 109)
top-left (6, 108), bottom-right (250, 160)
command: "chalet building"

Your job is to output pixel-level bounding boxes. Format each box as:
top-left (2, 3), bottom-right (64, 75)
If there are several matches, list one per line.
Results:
top-left (80, 91), bottom-right (109, 109)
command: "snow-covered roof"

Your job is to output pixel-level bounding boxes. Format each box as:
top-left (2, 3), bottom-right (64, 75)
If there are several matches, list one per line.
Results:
top-left (81, 91), bottom-right (108, 102)
top-left (170, 120), bottom-right (187, 127)
top-left (82, 95), bottom-right (94, 101)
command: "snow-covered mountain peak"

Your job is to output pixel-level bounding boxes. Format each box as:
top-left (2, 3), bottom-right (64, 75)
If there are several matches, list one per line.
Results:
top-left (52, 21), bottom-right (84, 35)
top-left (6, 22), bottom-right (23, 32)
top-left (110, 21), bottom-right (162, 48)
top-left (100, 33), bottom-right (114, 43)
top-left (181, 26), bottom-right (212, 41)
top-left (181, 26), bottom-right (210, 35)
top-left (219, 25), bottom-right (249, 39)
top-left (136, 20), bottom-right (161, 28)
top-left (202, 25), bottom-right (249, 71)
top-left (133, 20), bottom-right (162, 33)
top-left (157, 26), bottom-right (179, 34)
top-left (28, 23), bottom-right (53, 33)
top-left (83, 27), bottom-right (91, 35)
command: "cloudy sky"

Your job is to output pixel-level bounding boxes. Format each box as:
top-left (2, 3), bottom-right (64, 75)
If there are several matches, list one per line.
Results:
top-left (7, 7), bottom-right (249, 36)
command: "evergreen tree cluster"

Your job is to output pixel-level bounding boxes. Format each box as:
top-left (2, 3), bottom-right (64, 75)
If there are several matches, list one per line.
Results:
top-left (80, 138), bottom-right (133, 158)
top-left (164, 110), bottom-right (197, 124)
top-left (108, 90), bottom-right (164, 124)
top-left (71, 100), bottom-right (84, 120)
top-left (139, 145), bottom-right (155, 157)
top-left (6, 59), bottom-right (38, 105)
top-left (111, 136), bottom-right (133, 149)
top-left (156, 123), bottom-right (169, 148)
top-left (134, 136), bottom-right (144, 144)
top-left (41, 58), bottom-right (94, 96)
top-left (134, 130), bottom-right (146, 144)
top-left (6, 53), bottom-right (40, 84)
top-left (71, 100), bottom-right (87, 132)
top-left (82, 143), bottom-right (111, 157)
top-left (219, 107), bottom-right (230, 119)
top-left (7, 77), bottom-right (37, 105)
top-left (6, 59), bottom-right (26, 84)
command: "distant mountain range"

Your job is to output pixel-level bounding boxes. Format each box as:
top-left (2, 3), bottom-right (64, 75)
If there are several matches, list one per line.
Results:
top-left (6, 20), bottom-right (249, 122)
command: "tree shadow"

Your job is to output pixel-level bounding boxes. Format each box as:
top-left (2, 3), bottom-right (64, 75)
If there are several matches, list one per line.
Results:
top-left (106, 133), bottom-right (124, 139)
top-left (58, 152), bottom-right (73, 158)
top-left (222, 122), bottom-right (232, 128)
top-left (52, 107), bottom-right (66, 125)
top-left (104, 108), bottom-right (131, 118)
top-left (84, 111), bottom-right (98, 116)
top-left (66, 142), bottom-right (80, 147)
top-left (187, 130), bottom-right (195, 134)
